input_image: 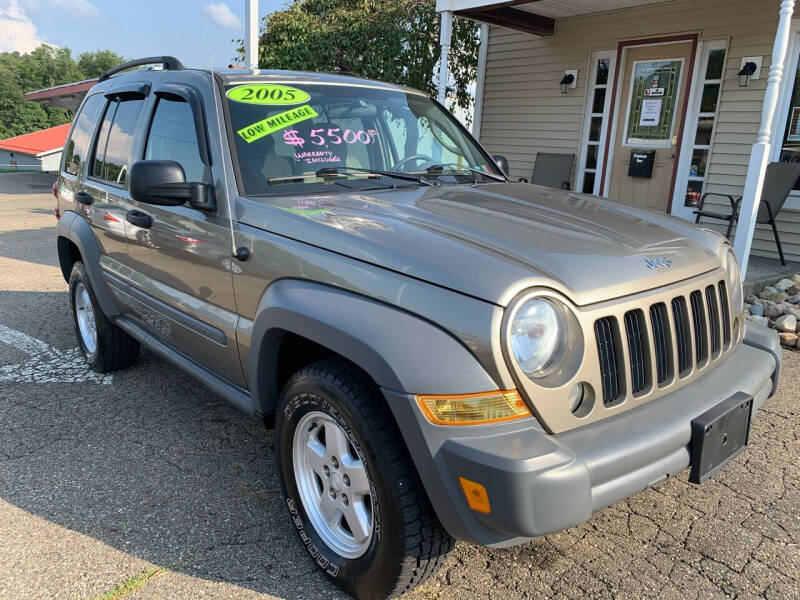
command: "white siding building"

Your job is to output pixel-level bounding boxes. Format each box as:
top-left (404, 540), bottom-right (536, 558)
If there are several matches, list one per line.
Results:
top-left (0, 123), bottom-right (70, 174)
top-left (437, 0), bottom-right (800, 274)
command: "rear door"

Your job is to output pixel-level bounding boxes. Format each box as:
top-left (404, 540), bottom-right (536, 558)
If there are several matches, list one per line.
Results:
top-left (122, 81), bottom-right (244, 387)
top-left (83, 88), bottom-right (148, 268)
top-left (57, 92), bottom-right (106, 217)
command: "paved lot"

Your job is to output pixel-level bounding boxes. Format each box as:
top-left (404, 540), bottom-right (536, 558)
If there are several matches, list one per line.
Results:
top-left (0, 171), bottom-right (798, 600)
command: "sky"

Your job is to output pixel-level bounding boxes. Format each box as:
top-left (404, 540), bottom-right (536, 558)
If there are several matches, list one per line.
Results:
top-left (0, 0), bottom-right (288, 68)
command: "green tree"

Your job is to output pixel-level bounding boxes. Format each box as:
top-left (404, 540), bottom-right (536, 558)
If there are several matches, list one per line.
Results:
top-left (0, 45), bottom-right (125, 139)
top-left (78, 49), bottom-right (127, 79)
top-left (239, 0), bottom-right (480, 119)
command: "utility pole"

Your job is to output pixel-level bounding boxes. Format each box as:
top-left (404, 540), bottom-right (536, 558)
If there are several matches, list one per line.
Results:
top-left (245, 0), bottom-right (259, 71)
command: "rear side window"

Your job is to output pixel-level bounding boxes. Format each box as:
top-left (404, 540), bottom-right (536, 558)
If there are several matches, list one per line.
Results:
top-left (92, 97), bottom-right (144, 186)
top-left (63, 94), bottom-right (104, 176)
top-left (144, 97), bottom-right (204, 183)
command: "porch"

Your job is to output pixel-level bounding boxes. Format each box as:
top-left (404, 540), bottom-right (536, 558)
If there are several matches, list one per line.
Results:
top-left (744, 254), bottom-right (800, 297)
top-left (437, 0), bottom-right (799, 277)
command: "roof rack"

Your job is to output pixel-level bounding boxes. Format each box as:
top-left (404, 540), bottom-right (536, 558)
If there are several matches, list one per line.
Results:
top-left (99, 56), bottom-right (184, 82)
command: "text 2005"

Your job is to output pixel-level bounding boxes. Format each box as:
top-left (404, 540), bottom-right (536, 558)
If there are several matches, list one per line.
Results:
top-left (309, 128), bottom-right (376, 145)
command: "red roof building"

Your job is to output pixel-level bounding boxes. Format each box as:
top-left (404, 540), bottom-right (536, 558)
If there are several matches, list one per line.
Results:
top-left (0, 123), bottom-right (71, 172)
top-left (0, 123), bottom-right (71, 157)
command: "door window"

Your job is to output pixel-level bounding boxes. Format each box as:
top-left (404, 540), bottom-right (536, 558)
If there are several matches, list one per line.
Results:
top-left (91, 97), bottom-right (144, 186)
top-left (682, 47), bottom-right (726, 207)
top-left (144, 97), bottom-right (205, 183)
top-left (63, 94), bottom-right (105, 176)
top-left (579, 54), bottom-right (614, 194)
top-left (777, 48), bottom-right (800, 191)
top-left (625, 60), bottom-right (683, 146)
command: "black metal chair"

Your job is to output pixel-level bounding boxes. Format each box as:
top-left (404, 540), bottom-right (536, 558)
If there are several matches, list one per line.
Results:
top-left (526, 152), bottom-right (575, 190)
top-left (694, 161), bottom-right (800, 266)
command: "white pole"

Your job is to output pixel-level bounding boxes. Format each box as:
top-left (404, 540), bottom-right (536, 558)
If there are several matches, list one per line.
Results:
top-left (472, 24), bottom-right (490, 138)
top-left (245, 0), bottom-right (259, 71)
top-left (733, 0), bottom-right (795, 275)
top-left (438, 10), bottom-right (453, 104)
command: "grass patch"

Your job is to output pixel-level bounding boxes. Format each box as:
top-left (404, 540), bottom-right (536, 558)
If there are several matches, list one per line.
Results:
top-left (91, 552), bottom-right (205, 600)
top-left (93, 568), bottom-right (163, 600)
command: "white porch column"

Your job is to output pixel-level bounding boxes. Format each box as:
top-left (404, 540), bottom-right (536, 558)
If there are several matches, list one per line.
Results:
top-left (438, 10), bottom-right (454, 104)
top-left (245, 0), bottom-right (259, 71)
top-left (472, 23), bottom-right (490, 138)
top-left (733, 0), bottom-right (795, 275)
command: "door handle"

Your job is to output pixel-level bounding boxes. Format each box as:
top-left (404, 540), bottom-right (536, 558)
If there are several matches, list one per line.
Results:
top-left (75, 191), bottom-right (93, 206)
top-left (126, 209), bottom-right (152, 229)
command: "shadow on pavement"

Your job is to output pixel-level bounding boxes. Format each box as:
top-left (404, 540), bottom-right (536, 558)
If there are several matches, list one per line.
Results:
top-left (0, 290), bottom-right (343, 600)
top-left (0, 226), bottom-right (62, 269)
top-left (0, 172), bottom-right (56, 195)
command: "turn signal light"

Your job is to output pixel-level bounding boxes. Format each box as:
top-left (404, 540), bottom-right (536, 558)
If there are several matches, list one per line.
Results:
top-left (416, 390), bottom-right (530, 426)
top-left (458, 477), bottom-right (491, 514)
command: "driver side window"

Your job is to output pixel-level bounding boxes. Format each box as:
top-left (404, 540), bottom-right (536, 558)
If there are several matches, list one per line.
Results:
top-left (145, 97), bottom-right (204, 183)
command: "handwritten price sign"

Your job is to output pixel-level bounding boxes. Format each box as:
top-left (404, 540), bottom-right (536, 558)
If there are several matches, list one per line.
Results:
top-left (283, 128), bottom-right (377, 148)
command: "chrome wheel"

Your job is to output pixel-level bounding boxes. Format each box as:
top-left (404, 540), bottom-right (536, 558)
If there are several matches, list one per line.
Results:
top-left (292, 411), bottom-right (374, 558)
top-left (74, 282), bottom-right (97, 354)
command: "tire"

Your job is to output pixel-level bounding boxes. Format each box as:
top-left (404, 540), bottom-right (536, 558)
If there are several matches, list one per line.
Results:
top-left (276, 358), bottom-right (454, 600)
top-left (69, 261), bottom-right (139, 373)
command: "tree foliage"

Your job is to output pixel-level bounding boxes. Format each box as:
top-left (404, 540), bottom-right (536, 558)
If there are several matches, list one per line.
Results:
top-left (241, 0), bottom-right (479, 118)
top-left (0, 45), bottom-right (125, 140)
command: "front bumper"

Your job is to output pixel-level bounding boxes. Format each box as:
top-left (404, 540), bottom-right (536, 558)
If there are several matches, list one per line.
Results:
top-left (384, 325), bottom-right (781, 547)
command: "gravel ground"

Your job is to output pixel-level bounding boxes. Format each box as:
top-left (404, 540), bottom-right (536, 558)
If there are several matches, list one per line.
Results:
top-left (0, 172), bottom-right (798, 600)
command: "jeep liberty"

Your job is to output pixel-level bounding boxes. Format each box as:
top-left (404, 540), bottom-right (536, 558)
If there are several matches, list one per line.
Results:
top-left (54, 57), bottom-right (782, 600)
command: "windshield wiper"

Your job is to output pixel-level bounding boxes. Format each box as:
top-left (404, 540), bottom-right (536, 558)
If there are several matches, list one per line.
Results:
top-left (328, 166), bottom-right (435, 186)
top-left (425, 164), bottom-right (506, 182)
top-left (267, 166), bottom-right (434, 187)
top-left (265, 169), bottom-right (374, 186)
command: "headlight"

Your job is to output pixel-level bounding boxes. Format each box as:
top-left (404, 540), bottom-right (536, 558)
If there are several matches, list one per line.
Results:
top-left (509, 298), bottom-right (566, 379)
top-left (726, 249), bottom-right (743, 313)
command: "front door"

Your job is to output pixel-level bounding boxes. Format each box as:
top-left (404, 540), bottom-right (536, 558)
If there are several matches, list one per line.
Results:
top-left (608, 41), bottom-right (693, 211)
top-left (123, 90), bottom-right (245, 388)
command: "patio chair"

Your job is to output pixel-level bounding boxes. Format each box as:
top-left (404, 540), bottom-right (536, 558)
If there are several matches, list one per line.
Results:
top-left (694, 161), bottom-right (800, 266)
top-left (526, 152), bottom-right (575, 190)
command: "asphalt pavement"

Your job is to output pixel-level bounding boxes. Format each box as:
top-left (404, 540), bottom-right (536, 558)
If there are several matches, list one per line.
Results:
top-left (0, 171), bottom-right (797, 600)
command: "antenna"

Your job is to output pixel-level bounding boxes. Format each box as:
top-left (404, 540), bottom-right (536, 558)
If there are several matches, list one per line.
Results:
top-left (201, 3), bottom-right (245, 261)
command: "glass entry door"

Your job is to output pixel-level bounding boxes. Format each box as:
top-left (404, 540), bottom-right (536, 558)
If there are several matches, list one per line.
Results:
top-left (608, 42), bottom-right (694, 211)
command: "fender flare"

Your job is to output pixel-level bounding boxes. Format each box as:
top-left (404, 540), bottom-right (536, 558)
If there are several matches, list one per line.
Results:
top-left (248, 279), bottom-right (499, 415)
top-left (56, 211), bottom-right (120, 317)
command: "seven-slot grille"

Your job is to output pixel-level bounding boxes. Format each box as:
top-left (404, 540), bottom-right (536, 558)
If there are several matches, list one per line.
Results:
top-left (594, 279), bottom-right (734, 405)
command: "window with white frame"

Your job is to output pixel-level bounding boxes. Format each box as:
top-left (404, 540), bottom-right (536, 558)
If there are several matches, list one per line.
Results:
top-left (682, 45), bottom-right (726, 207)
top-left (578, 52), bottom-right (615, 195)
top-left (775, 41), bottom-right (800, 191)
top-left (769, 23), bottom-right (800, 209)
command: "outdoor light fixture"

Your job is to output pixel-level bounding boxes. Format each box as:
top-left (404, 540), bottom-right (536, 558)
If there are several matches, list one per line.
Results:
top-left (738, 61), bottom-right (757, 87)
top-left (560, 72), bottom-right (575, 94)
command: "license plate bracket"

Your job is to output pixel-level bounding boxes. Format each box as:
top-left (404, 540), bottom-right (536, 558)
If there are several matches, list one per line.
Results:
top-left (689, 392), bottom-right (752, 484)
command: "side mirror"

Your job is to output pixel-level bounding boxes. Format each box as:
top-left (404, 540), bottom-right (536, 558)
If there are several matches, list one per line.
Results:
top-left (492, 155), bottom-right (510, 177)
top-left (129, 160), bottom-right (214, 211)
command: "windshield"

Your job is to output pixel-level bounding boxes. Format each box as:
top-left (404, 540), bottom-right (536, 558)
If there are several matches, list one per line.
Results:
top-left (224, 82), bottom-right (503, 196)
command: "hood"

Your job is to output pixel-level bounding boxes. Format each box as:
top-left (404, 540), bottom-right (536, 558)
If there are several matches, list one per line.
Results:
top-left (238, 182), bottom-right (724, 307)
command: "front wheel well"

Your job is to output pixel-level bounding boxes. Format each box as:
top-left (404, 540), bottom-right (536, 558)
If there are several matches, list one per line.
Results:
top-left (261, 330), bottom-right (381, 427)
top-left (276, 331), bottom-right (335, 395)
top-left (57, 236), bottom-right (82, 283)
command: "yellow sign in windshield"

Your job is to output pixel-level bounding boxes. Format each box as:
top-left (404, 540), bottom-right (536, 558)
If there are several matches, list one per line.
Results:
top-left (236, 105), bottom-right (319, 144)
top-left (227, 84), bottom-right (310, 105)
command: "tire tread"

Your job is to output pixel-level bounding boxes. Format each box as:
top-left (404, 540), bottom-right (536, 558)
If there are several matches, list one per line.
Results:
top-left (286, 358), bottom-right (454, 599)
top-left (70, 262), bottom-right (139, 373)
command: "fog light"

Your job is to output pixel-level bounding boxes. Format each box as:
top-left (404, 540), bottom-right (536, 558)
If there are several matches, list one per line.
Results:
top-left (568, 383), bottom-right (585, 413)
top-left (458, 477), bottom-right (491, 514)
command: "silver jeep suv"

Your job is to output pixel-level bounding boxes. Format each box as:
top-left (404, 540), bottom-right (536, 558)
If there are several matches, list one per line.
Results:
top-left (55, 57), bottom-right (781, 600)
